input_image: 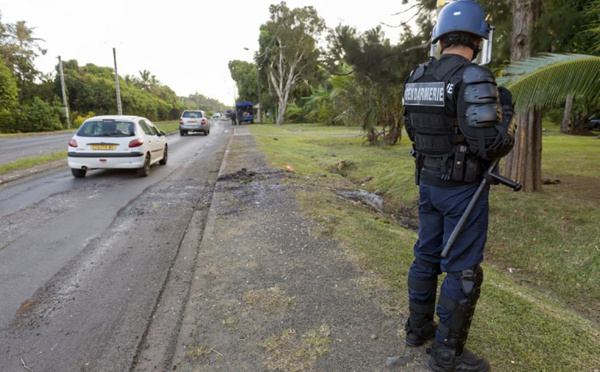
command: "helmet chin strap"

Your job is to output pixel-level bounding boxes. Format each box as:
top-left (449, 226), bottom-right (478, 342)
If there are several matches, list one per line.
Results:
top-left (468, 41), bottom-right (481, 60)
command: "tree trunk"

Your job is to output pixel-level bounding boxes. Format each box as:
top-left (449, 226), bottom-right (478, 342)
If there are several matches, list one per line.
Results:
top-left (561, 94), bottom-right (574, 133)
top-left (503, 0), bottom-right (542, 192)
top-left (277, 99), bottom-right (287, 125)
top-left (268, 42), bottom-right (303, 126)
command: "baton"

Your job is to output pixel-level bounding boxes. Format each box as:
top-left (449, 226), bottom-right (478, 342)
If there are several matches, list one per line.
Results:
top-left (440, 159), bottom-right (521, 258)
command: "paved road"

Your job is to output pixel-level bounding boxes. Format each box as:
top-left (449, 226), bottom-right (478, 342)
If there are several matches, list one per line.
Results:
top-left (0, 119), bottom-right (232, 371)
top-left (0, 132), bottom-right (74, 164)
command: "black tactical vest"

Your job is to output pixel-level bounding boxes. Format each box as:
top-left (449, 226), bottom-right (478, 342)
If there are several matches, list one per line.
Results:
top-left (404, 55), bottom-right (475, 186)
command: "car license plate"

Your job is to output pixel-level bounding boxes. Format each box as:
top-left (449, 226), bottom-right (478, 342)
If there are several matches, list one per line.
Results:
top-left (189, 120), bottom-right (197, 123)
top-left (90, 144), bottom-right (117, 150)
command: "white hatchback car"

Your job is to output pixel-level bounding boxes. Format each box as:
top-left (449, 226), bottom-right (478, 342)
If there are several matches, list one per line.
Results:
top-left (68, 115), bottom-right (168, 178)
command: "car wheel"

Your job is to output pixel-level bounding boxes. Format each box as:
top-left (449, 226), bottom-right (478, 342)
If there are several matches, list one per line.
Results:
top-left (180, 130), bottom-right (185, 136)
top-left (159, 146), bottom-right (168, 165)
top-left (138, 154), bottom-right (151, 177)
top-left (71, 168), bottom-right (86, 178)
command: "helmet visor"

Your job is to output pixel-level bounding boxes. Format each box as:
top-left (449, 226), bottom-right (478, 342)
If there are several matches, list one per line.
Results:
top-left (473, 27), bottom-right (494, 65)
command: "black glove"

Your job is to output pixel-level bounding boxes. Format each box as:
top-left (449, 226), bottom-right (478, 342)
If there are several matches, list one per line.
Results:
top-left (498, 86), bottom-right (513, 107)
top-left (498, 86), bottom-right (514, 126)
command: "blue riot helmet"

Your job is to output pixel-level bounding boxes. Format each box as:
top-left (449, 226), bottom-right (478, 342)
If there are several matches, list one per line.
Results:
top-left (430, 0), bottom-right (494, 65)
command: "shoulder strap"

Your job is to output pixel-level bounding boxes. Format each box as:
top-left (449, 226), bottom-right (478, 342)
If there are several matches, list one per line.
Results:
top-left (433, 60), bottom-right (472, 81)
top-left (411, 57), bottom-right (436, 81)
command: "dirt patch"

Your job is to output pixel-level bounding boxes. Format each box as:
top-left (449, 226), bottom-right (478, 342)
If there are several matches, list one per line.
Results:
top-left (217, 168), bottom-right (284, 183)
top-left (261, 325), bottom-right (331, 372)
top-left (173, 128), bottom-right (429, 371)
top-left (389, 205), bottom-right (419, 232)
top-left (245, 286), bottom-right (295, 314)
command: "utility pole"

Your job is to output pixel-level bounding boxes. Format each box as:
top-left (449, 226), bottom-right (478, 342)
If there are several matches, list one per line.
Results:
top-left (256, 66), bottom-right (261, 123)
top-left (113, 48), bottom-right (123, 115)
top-left (57, 56), bottom-right (70, 128)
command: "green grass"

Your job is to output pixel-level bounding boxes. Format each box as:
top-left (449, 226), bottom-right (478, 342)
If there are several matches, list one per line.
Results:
top-left (0, 151), bottom-right (67, 175)
top-left (0, 129), bottom-right (76, 138)
top-left (250, 123), bottom-right (600, 372)
top-left (250, 122), bottom-right (365, 137)
top-left (542, 134), bottom-right (600, 177)
top-left (156, 120), bottom-right (179, 133)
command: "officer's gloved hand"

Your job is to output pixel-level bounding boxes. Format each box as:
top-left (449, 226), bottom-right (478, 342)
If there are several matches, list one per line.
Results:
top-left (498, 86), bottom-right (514, 124)
top-left (498, 86), bottom-right (513, 107)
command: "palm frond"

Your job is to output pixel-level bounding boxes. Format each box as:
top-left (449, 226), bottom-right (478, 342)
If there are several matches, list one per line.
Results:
top-left (497, 53), bottom-right (600, 113)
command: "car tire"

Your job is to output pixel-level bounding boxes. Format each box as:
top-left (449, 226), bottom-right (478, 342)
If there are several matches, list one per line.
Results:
top-left (159, 146), bottom-right (168, 165)
top-left (71, 168), bottom-right (86, 178)
top-left (138, 154), bottom-right (151, 177)
top-left (180, 130), bottom-right (185, 136)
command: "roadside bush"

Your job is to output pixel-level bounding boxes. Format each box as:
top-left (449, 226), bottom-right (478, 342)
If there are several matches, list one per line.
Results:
top-left (0, 109), bottom-right (15, 132)
top-left (14, 97), bottom-right (64, 132)
top-left (72, 111), bottom-right (96, 128)
top-left (284, 102), bottom-right (311, 123)
top-left (0, 59), bottom-right (19, 133)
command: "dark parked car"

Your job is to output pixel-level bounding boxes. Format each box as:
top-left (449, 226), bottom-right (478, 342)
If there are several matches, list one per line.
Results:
top-left (585, 115), bottom-right (600, 130)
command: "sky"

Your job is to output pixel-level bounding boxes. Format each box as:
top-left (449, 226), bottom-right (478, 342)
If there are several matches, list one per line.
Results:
top-left (0, 0), bottom-right (413, 106)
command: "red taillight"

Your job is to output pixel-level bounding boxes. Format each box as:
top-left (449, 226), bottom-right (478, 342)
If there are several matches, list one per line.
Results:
top-left (201, 118), bottom-right (206, 125)
top-left (179, 118), bottom-right (184, 124)
top-left (69, 139), bottom-right (78, 147)
top-left (129, 139), bottom-right (144, 148)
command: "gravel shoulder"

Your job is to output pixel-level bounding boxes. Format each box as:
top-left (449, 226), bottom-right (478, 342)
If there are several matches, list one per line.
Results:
top-left (173, 127), bottom-right (428, 371)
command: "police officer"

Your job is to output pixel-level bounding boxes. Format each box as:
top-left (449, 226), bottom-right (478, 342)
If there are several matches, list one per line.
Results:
top-left (402, 1), bottom-right (516, 371)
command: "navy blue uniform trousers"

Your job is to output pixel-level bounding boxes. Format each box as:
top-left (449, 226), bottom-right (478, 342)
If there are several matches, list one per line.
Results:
top-left (408, 181), bottom-right (489, 342)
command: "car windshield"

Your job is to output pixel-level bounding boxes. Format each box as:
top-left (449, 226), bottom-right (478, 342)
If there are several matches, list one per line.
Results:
top-left (182, 111), bottom-right (202, 118)
top-left (77, 120), bottom-right (135, 137)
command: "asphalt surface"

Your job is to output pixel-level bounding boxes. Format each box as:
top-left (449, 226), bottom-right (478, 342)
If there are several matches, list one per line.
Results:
top-left (0, 132), bottom-right (73, 164)
top-left (0, 122), bottom-right (231, 371)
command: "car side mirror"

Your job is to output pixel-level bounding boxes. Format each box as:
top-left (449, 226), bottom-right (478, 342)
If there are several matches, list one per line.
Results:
top-left (159, 131), bottom-right (166, 136)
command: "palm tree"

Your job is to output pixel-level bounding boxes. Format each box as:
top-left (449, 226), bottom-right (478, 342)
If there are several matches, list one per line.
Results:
top-left (498, 54), bottom-right (600, 115)
top-left (497, 53), bottom-right (600, 191)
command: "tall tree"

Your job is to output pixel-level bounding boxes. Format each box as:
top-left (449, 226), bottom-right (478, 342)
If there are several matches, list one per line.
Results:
top-left (228, 60), bottom-right (257, 103)
top-left (589, 0), bottom-right (600, 52)
top-left (323, 24), bottom-right (428, 143)
top-left (258, 2), bottom-right (325, 125)
top-left (502, 0), bottom-right (542, 192)
top-left (0, 14), bottom-right (45, 95)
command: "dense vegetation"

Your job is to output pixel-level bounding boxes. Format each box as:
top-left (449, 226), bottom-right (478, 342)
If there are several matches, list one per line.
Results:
top-left (0, 12), bottom-right (228, 133)
top-left (225, 0), bottom-right (599, 191)
top-left (229, 0), bottom-right (598, 135)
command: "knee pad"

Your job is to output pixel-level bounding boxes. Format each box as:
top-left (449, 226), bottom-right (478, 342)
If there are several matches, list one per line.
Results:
top-left (458, 264), bottom-right (484, 300)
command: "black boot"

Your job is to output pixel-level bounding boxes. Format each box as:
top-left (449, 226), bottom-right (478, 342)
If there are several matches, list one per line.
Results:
top-left (427, 341), bottom-right (490, 372)
top-left (427, 265), bottom-right (488, 371)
